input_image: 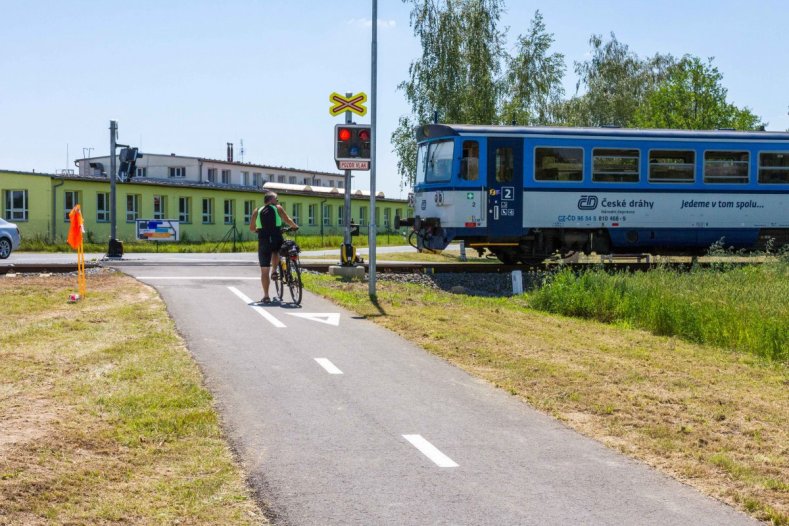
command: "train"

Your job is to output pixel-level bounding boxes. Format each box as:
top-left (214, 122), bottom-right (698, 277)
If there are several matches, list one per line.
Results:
top-left (397, 124), bottom-right (789, 263)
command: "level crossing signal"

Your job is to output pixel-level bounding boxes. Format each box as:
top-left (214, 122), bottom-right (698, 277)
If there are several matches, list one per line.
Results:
top-left (334, 124), bottom-right (371, 170)
top-left (118, 147), bottom-right (143, 182)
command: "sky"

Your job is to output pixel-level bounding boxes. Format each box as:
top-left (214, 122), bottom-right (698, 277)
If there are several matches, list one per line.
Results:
top-left (1, 0), bottom-right (787, 199)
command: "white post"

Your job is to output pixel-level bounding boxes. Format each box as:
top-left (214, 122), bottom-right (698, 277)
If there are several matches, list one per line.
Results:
top-left (511, 270), bottom-right (523, 295)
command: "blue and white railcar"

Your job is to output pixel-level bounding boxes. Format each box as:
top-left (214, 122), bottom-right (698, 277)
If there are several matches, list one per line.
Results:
top-left (401, 124), bottom-right (789, 263)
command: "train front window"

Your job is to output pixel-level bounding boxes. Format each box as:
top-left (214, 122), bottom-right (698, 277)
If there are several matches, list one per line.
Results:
top-left (422, 139), bottom-right (454, 183)
top-left (704, 151), bottom-right (749, 184)
top-left (460, 141), bottom-right (479, 181)
top-left (535, 147), bottom-right (583, 181)
top-left (759, 152), bottom-right (789, 184)
top-left (649, 150), bottom-right (695, 183)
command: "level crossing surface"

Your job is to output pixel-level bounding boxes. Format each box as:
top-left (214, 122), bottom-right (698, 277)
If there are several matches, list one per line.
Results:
top-left (107, 260), bottom-right (757, 525)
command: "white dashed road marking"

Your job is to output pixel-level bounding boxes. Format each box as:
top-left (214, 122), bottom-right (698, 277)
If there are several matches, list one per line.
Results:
top-left (227, 286), bottom-right (287, 328)
top-left (402, 434), bottom-right (458, 468)
top-left (314, 358), bottom-right (343, 375)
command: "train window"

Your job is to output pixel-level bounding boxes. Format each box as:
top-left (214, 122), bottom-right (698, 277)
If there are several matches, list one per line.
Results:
top-left (704, 151), bottom-right (749, 184)
top-left (758, 152), bottom-right (789, 184)
top-left (648, 150), bottom-right (695, 183)
top-left (495, 147), bottom-right (514, 182)
top-left (415, 144), bottom-right (427, 184)
top-left (592, 148), bottom-right (639, 183)
top-left (425, 140), bottom-right (454, 183)
top-left (460, 141), bottom-right (479, 181)
top-left (535, 147), bottom-right (583, 181)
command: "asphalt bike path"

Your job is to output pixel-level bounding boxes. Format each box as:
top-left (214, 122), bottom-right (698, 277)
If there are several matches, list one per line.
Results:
top-left (116, 262), bottom-right (755, 526)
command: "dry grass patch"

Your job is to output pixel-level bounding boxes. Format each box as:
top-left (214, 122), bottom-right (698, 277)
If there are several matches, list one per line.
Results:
top-left (0, 270), bottom-right (265, 525)
top-left (305, 275), bottom-right (788, 525)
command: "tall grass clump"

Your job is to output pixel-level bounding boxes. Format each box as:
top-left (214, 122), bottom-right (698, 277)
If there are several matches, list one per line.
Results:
top-left (529, 260), bottom-right (788, 362)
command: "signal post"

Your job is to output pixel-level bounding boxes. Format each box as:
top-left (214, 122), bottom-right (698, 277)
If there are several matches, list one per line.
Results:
top-left (328, 91), bottom-right (370, 280)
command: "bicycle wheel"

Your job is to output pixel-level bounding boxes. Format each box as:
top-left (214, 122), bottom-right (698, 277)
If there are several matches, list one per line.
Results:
top-left (274, 259), bottom-right (286, 300)
top-left (286, 257), bottom-right (303, 305)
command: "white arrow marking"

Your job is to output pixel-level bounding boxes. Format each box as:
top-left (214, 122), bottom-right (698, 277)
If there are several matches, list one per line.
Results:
top-left (314, 358), bottom-right (343, 375)
top-left (402, 435), bottom-right (458, 468)
top-left (286, 312), bottom-right (340, 326)
top-left (227, 286), bottom-right (286, 328)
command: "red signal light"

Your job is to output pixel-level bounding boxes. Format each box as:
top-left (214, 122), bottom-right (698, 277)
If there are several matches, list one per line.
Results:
top-left (358, 129), bottom-right (370, 141)
top-left (338, 128), bottom-right (352, 141)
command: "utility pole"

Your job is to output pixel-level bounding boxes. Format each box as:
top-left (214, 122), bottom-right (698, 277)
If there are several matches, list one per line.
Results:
top-left (110, 120), bottom-right (117, 241)
top-left (343, 93), bottom-right (353, 254)
top-left (368, 0), bottom-right (378, 297)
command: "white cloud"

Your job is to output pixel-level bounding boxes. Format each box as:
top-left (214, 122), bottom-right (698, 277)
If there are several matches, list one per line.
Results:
top-left (347, 18), bottom-right (396, 28)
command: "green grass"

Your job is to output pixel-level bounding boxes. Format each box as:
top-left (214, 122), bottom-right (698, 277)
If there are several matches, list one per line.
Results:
top-left (20, 232), bottom-right (411, 253)
top-left (528, 259), bottom-right (789, 362)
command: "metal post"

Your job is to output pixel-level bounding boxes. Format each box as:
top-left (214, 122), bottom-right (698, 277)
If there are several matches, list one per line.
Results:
top-left (368, 0), bottom-right (378, 297)
top-left (110, 120), bottom-right (117, 241)
top-left (343, 93), bottom-right (353, 261)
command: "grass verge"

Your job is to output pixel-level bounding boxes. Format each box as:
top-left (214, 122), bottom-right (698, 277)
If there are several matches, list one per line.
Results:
top-left (304, 273), bottom-right (788, 525)
top-left (0, 270), bottom-right (265, 525)
top-left (530, 262), bottom-right (789, 362)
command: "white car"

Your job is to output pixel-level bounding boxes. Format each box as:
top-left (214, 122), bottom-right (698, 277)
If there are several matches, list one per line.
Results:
top-left (0, 218), bottom-right (21, 259)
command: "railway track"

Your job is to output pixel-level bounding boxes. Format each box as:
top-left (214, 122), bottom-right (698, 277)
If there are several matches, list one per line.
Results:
top-left (0, 258), bottom-right (760, 275)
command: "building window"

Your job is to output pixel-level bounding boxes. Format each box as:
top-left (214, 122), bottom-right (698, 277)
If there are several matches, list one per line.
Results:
top-left (308, 204), bottom-right (316, 226)
top-left (202, 198), bottom-right (214, 224)
top-left (221, 169), bottom-right (231, 184)
top-left (244, 200), bottom-right (256, 225)
top-left (224, 199), bottom-right (235, 224)
top-left (535, 147), bottom-right (583, 182)
top-left (359, 206), bottom-right (367, 226)
top-left (169, 167), bottom-right (186, 178)
top-left (207, 168), bottom-right (217, 182)
top-left (338, 205), bottom-right (344, 225)
top-left (64, 191), bottom-right (80, 221)
top-left (242, 171), bottom-right (250, 186)
top-left (277, 175), bottom-right (286, 183)
top-left (288, 176), bottom-right (297, 184)
top-left (292, 203), bottom-right (301, 224)
top-left (383, 208), bottom-right (391, 229)
top-left (96, 192), bottom-right (110, 222)
top-left (253, 172), bottom-right (262, 186)
top-left (592, 148), bottom-right (640, 183)
top-left (329, 180), bottom-right (335, 187)
top-left (337, 181), bottom-right (344, 189)
top-left (136, 167), bottom-right (147, 178)
top-left (758, 152), bottom-right (789, 184)
top-left (460, 141), bottom-right (480, 181)
top-left (649, 150), bottom-right (695, 183)
top-left (179, 197), bottom-right (191, 223)
top-left (126, 194), bottom-right (140, 222)
top-left (315, 178), bottom-right (321, 186)
top-left (323, 204), bottom-right (332, 226)
top-left (302, 177), bottom-right (310, 185)
top-left (153, 195), bottom-right (167, 220)
top-left (4, 190), bottom-right (28, 221)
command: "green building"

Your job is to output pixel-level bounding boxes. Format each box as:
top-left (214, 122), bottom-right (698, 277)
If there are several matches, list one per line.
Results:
top-left (0, 170), bottom-right (410, 244)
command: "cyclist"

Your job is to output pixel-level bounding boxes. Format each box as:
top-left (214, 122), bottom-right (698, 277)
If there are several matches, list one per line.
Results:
top-left (250, 192), bottom-right (299, 304)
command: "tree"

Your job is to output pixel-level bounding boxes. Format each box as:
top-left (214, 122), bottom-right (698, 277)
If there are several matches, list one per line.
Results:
top-left (393, 2), bottom-right (565, 187)
top-left (633, 56), bottom-right (762, 130)
top-left (555, 33), bottom-right (673, 127)
top-left (500, 11), bottom-right (565, 126)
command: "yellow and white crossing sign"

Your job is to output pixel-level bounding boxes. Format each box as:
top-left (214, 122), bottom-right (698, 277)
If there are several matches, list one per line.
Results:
top-left (329, 92), bottom-right (367, 117)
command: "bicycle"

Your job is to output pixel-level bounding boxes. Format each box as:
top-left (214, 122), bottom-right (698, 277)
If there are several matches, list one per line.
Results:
top-left (273, 228), bottom-right (303, 305)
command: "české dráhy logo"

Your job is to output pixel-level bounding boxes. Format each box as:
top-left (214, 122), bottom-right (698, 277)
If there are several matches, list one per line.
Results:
top-left (577, 195), bottom-right (599, 210)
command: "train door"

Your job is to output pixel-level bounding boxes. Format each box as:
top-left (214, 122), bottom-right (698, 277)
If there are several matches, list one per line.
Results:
top-left (486, 138), bottom-right (523, 236)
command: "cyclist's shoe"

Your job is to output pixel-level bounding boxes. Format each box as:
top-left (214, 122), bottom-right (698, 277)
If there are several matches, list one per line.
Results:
top-left (261, 297), bottom-right (271, 304)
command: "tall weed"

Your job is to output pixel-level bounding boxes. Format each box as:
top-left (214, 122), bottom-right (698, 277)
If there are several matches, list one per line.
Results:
top-left (529, 261), bottom-right (788, 362)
